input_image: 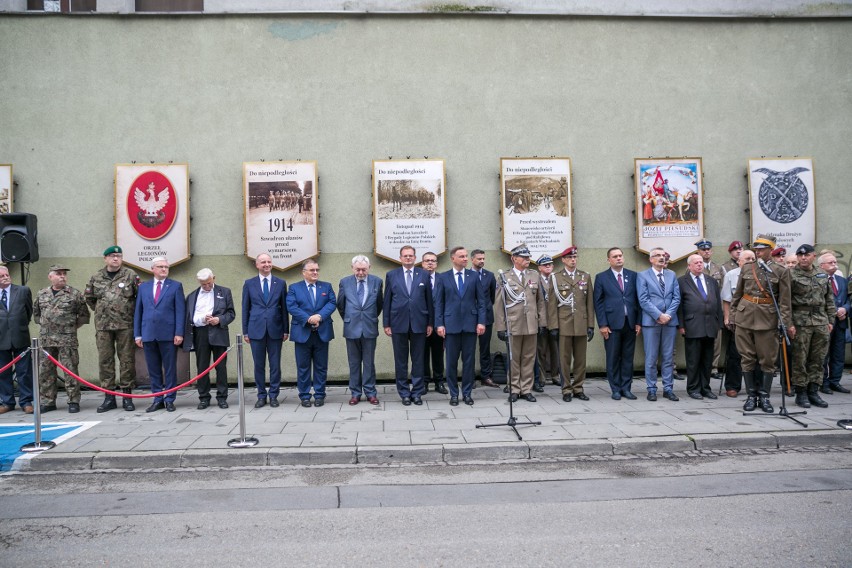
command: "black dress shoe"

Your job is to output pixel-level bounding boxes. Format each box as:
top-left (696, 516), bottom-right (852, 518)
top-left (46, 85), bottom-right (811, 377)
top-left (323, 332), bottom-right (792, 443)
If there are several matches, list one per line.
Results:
top-left (449, 397), bottom-right (459, 406)
top-left (146, 401), bottom-right (165, 413)
top-left (701, 391), bottom-right (718, 400)
top-left (300, 400), bottom-right (312, 408)
top-left (830, 383), bottom-right (851, 393)
top-left (509, 393), bottom-right (519, 402)
top-left (647, 392), bottom-right (657, 401)
top-left (611, 392), bottom-right (622, 400)
top-left (562, 393), bottom-right (572, 402)
top-left (463, 396), bottom-right (474, 406)
top-left (663, 391), bottom-right (679, 401)
top-left (254, 398), bottom-right (267, 409)
top-left (481, 377), bottom-right (499, 388)
top-left (523, 393), bottom-right (537, 402)
top-left (165, 402), bottom-right (176, 412)
top-left (412, 397), bottom-right (423, 405)
top-left (532, 384), bottom-right (545, 393)
top-left (688, 391), bottom-right (703, 400)
top-left (622, 391), bottom-right (637, 400)
top-left (673, 372), bottom-right (685, 381)
top-left (435, 382), bottom-right (449, 394)
top-left (197, 400), bottom-right (210, 410)
top-left (401, 397), bottom-right (412, 406)
top-left (218, 400), bottom-right (229, 409)
top-left (67, 403), bottom-right (80, 413)
top-left (574, 392), bottom-right (589, 401)
top-left (269, 397), bottom-right (280, 408)
top-left (314, 399), bottom-right (325, 407)
top-left (820, 384), bottom-right (833, 395)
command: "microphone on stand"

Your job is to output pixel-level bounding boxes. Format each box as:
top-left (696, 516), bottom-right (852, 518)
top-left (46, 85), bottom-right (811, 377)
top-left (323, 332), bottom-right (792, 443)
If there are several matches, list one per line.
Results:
top-left (757, 258), bottom-right (772, 272)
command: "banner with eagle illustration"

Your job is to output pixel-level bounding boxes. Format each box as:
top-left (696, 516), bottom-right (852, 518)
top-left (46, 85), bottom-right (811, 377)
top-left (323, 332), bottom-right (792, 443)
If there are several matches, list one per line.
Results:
top-left (747, 158), bottom-right (815, 250)
top-left (114, 164), bottom-right (190, 273)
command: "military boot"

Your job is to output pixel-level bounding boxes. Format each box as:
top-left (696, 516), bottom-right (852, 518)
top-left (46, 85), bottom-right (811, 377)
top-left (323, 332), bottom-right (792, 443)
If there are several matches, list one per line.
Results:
top-left (96, 395), bottom-right (117, 413)
top-left (758, 374), bottom-right (774, 412)
top-left (122, 388), bottom-right (135, 411)
top-left (794, 386), bottom-right (810, 408)
top-left (806, 383), bottom-right (828, 408)
top-left (742, 371), bottom-right (758, 412)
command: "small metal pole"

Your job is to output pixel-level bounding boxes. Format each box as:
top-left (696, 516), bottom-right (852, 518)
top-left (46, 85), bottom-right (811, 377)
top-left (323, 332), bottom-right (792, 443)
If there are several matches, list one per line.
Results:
top-left (21, 338), bottom-right (55, 453)
top-left (228, 334), bottom-right (258, 448)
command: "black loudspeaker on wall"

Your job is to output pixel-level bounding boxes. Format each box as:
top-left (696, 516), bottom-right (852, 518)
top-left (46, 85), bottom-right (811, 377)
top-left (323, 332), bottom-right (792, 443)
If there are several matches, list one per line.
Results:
top-left (0, 213), bottom-right (39, 263)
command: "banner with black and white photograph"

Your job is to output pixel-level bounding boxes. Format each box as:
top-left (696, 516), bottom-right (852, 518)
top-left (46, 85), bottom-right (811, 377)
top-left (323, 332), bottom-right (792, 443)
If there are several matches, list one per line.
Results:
top-left (747, 158), bottom-right (815, 250)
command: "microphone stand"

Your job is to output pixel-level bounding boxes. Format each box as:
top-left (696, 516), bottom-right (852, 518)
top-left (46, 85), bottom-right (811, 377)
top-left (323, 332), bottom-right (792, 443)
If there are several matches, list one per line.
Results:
top-left (744, 260), bottom-right (807, 427)
top-left (478, 270), bottom-right (541, 440)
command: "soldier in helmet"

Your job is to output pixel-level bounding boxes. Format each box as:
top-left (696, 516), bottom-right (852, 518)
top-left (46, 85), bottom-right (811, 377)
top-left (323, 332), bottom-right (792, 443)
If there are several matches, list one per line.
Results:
top-left (34, 264), bottom-right (90, 413)
top-left (85, 246), bottom-right (140, 412)
top-left (547, 246), bottom-right (595, 402)
top-left (731, 234), bottom-right (792, 413)
top-left (788, 244), bottom-right (835, 408)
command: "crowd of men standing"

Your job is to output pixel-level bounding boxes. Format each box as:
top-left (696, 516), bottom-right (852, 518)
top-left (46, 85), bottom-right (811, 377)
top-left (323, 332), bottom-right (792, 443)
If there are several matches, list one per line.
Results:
top-left (0, 236), bottom-right (848, 415)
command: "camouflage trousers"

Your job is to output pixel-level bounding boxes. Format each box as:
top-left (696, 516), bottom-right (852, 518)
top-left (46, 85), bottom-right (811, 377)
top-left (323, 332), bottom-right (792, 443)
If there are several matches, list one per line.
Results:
top-left (39, 346), bottom-right (80, 404)
top-left (790, 325), bottom-right (829, 387)
top-left (96, 329), bottom-right (136, 391)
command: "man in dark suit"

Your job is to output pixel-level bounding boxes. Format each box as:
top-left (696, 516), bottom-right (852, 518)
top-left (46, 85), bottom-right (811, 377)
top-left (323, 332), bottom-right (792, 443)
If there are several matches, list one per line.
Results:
top-left (420, 251), bottom-right (447, 395)
top-left (0, 265), bottom-right (34, 414)
top-left (241, 253), bottom-right (289, 408)
top-left (471, 249), bottom-right (499, 389)
top-left (337, 255), bottom-right (383, 406)
top-left (677, 254), bottom-right (724, 400)
top-left (434, 246), bottom-right (486, 406)
top-left (819, 252), bottom-right (850, 394)
top-left (183, 268), bottom-right (235, 410)
top-left (287, 258), bottom-right (336, 407)
top-left (593, 247), bottom-right (641, 400)
top-left (383, 245), bottom-right (433, 405)
top-left (637, 247), bottom-right (681, 402)
top-left (134, 257), bottom-right (185, 412)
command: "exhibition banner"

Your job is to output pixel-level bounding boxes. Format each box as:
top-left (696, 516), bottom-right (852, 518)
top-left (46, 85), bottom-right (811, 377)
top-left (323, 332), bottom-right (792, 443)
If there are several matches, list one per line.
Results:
top-left (747, 158), bottom-right (815, 250)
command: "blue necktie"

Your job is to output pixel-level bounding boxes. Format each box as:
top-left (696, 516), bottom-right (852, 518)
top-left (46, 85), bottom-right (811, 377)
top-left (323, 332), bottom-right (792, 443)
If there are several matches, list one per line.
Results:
top-left (309, 284), bottom-right (316, 307)
top-left (695, 275), bottom-right (707, 300)
top-left (406, 270), bottom-right (413, 294)
top-left (457, 271), bottom-right (464, 296)
top-left (657, 272), bottom-right (665, 294)
top-left (262, 278), bottom-right (269, 302)
top-left (358, 279), bottom-right (366, 306)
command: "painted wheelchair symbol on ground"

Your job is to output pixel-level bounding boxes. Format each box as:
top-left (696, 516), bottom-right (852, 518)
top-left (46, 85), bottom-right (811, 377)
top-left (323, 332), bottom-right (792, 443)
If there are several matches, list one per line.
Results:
top-left (0, 423), bottom-right (96, 472)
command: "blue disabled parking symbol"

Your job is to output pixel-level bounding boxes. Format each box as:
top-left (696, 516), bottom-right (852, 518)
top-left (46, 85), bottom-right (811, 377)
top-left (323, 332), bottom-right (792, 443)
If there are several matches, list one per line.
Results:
top-left (0, 423), bottom-right (95, 472)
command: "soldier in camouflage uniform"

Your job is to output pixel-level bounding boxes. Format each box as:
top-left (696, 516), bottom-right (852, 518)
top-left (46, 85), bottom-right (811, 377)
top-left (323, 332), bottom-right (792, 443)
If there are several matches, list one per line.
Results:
top-left (33, 264), bottom-right (90, 413)
top-left (731, 234), bottom-right (792, 413)
top-left (788, 244), bottom-right (835, 408)
top-left (547, 246), bottom-right (595, 402)
top-left (84, 246), bottom-right (140, 412)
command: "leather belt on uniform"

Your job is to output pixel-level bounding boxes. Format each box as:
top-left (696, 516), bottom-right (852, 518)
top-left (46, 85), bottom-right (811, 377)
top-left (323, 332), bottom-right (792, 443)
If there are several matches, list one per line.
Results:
top-left (742, 293), bottom-right (772, 305)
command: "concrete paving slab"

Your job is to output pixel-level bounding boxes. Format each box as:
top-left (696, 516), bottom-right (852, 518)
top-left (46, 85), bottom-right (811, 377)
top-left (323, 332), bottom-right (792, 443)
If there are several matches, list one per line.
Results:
top-left (432, 418), bottom-right (482, 431)
top-left (73, 436), bottom-right (147, 452)
top-left (383, 419), bottom-right (435, 432)
top-left (301, 432), bottom-right (358, 447)
top-left (610, 435), bottom-right (694, 454)
top-left (691, 432), bottom-right (778, 450)
top-left (283, 422), bottom-right (334, 434)
top-left (565, 424), bottom-right (626, 439)
top-left (268, 447), bottom-right (356, 465)
top-left (357, 445), bottom-right (443, 464)
top-left (133, 435), bottom-right (200, 451)
top-left (331, 420), bottom-right (384, 433)
top-left (93, 450), bottom-right (184, 469)
top-left (227, 421), bottom-right (285, 435)
top-left (24, 452), bottom-right (95, 471)
top-left (253, 433), bottom-right (306, 447)
top-left (772, 430), bottom-right (852, 447)
top-left (181, 448), bottom-right (268, 467)
top-left (515, 426), bottom-right (573, 441)
top-left (528, 439), bottom-right (613, 458)
top-left (356, 431), bottom-right (412, 446)
top-left (444, 442), bottom-right (528, 462)
top-left (410, 431), bottom-right (466, 445)
top-left (616, 423), bottom-right (683, 437)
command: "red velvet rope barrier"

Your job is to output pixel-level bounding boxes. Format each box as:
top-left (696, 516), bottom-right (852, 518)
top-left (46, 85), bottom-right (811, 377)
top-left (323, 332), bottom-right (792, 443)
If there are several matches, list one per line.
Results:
top-left (0, 351), bottom-right (26, 375)
top-left (42, 347), bottom-right (231, 399)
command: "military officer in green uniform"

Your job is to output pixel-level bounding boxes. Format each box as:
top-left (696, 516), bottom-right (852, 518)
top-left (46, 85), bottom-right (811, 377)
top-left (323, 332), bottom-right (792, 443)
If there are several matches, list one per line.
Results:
top-left (788, 243), bottom-right (835, 408)
top-left (731, 234), bottom-right (792, 413)
top-left (547, 246), bottom-right (595, 402)
top-left (84, 246), bottom-right (140, 412)
top-left (495, 244), bottom-right (547, 402)
top-left (535, 254), bottom-right (560, 390)
top-left (34, 264), bottom-right (90, 413)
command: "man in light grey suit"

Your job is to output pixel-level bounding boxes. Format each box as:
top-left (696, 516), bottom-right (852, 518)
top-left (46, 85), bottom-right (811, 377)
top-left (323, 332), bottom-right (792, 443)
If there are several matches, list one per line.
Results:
top-left (637, 247), bottom-right (681, 402)
top-left (338, 255), bottom-right (384, 405)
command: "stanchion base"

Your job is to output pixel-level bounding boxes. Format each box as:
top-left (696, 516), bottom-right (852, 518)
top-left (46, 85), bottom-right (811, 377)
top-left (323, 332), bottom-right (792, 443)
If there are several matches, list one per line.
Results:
top-left (227, 437), bottom-right (259, 448)
top-left (837, 419), bottom-right (852, 430)
top-left (20, 441), bottom-right (56, 453)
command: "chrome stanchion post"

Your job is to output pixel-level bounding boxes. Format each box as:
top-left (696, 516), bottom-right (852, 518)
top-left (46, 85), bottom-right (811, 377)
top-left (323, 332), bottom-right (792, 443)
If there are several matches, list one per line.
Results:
top-left (21, 338), bottom-right (55, 453)
top-left (228, 334), bottom-right (258, 448)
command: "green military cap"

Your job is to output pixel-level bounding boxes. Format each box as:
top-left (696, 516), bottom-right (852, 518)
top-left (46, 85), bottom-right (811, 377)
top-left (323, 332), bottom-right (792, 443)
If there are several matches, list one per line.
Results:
top-left (103, 245), bottom-right (123, 256)
top-left (49, 264), bottom-right (70, 272)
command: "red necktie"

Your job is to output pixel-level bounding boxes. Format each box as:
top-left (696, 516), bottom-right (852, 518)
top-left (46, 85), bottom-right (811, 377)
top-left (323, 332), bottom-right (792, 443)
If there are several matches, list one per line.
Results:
top-left (831, 276), bottom-right (839, 296)
top-left (154, 280), bottom-right (162, 304)
top-left (618, 273), bottom-right (624, 292)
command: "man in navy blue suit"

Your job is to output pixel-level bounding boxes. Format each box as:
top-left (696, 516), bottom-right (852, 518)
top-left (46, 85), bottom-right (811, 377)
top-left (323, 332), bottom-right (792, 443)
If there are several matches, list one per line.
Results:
top-left (819, 252), bottom-right (850, 394)
top-left (134, 257), bottom-right (185, 412)
top-left (471, 249), bottom-right (499, 389)
top-left (287, 258), bottom-right (336, 407)
top-left (338, 254), bottom-right (383, 405)
top-left (434, 246), bottom-right (486, 406)
top-left (637, 247), bottom-right (681, 402)
top-left (593, 247), bottom-right (641, 400)
top-left (241, 253), bottom-right (289, 408)
top-left (420, 251), bottom-right (447, 395)
top-left (383, 245), bottom-right (433, 405)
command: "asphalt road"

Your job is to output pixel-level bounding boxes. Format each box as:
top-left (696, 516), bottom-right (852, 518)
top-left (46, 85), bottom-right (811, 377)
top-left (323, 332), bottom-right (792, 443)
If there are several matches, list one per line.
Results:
top-left (1, 447), bottom-right (850, 567)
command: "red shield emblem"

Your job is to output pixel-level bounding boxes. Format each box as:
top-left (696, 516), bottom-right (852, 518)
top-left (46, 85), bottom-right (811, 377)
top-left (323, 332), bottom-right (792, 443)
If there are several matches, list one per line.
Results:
top-left (126, 171), bottom-right (178, 240)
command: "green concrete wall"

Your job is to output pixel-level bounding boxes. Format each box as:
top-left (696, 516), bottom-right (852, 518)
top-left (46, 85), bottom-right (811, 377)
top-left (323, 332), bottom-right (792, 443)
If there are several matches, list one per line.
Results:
top-left (1, 15), bottom-right (850, 383)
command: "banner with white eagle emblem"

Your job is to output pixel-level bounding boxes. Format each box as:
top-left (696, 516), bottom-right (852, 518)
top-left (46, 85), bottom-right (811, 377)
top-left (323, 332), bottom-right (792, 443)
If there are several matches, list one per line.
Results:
top-left (747, 158), bottom-right (816, 251)
top-left (114, 164), bottom-right (190, 273)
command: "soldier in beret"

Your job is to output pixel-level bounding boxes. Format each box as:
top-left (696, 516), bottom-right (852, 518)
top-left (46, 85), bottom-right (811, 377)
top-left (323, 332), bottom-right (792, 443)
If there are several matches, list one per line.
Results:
top-left (85, 246), bottom-right (140, 412)
top-left (721, 241), bottom-right (744, 276)
top-left (34, 264), bottom-right (90, 413)
top-left (771, 247), bottom-right (787, 266)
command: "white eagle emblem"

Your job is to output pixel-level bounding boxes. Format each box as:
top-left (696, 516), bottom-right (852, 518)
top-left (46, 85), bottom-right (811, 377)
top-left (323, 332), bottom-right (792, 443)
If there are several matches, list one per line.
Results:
top-left (134, 181), bottom-right (170, 217)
